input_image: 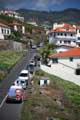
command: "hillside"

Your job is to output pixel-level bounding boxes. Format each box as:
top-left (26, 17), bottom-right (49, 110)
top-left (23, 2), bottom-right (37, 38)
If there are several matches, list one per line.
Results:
top-left (17, 8), bottom-right (80, 25)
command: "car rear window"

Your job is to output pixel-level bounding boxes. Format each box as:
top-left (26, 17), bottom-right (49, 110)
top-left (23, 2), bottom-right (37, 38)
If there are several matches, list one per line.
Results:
top-left (8, 88), bottom-right (16, 96)
top-left (20, 73), bottom-right (28, 77)
top-left (20, 81), bottom-right (25, 84)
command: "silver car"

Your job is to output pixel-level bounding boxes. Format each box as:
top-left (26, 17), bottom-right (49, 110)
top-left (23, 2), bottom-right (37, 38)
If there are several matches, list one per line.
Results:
top-left (14, 78), bottom-right (27, 90)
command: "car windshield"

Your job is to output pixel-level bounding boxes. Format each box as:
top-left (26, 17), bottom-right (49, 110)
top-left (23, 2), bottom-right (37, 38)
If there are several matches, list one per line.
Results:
top-left (21, 81), bottom-right (25, 84)
top-left (8, 88), bottom-right (16, 96)
top-left (29, 64), bottom-right (34, 68)
top-left (20, 73), bottom-right (28, 77)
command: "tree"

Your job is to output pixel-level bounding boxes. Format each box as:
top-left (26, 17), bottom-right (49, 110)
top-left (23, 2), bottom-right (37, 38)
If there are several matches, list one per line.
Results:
top-left (39, 43), bottom-right (55, 64)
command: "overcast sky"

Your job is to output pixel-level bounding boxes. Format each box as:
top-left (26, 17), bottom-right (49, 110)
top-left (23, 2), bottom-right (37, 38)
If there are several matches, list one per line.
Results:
top-left (0, 0), bottom-right (80, 11)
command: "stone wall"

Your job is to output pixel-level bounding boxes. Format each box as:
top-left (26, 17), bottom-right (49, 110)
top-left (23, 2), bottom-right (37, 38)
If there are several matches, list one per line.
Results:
top-left (0, 40), bottom-right (27, 51)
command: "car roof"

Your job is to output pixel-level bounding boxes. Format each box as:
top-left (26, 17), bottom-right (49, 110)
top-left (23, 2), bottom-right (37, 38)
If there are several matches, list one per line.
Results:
top-left (10, 85), bottom-right (22, 89)
top-left (20, 70), bottom-right (29, 74)
top-left (16, 78), bottom-right (26, 81)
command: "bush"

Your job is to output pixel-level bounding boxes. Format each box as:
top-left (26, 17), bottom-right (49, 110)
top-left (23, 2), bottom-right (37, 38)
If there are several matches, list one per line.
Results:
top-left (0, 70), bottom-right (7, 81)
top-left (0, 64), bottom-right (9, 70)
top-left (35, 70), bottom-right (44, 76)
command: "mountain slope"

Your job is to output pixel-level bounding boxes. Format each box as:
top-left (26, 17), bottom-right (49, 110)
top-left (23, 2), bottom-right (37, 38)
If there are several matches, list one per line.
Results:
top-left (17, 8), bottom-right (80, 25)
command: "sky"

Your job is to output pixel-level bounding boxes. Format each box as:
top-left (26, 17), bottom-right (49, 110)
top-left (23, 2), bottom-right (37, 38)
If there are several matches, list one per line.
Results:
top-left (0, 0), bottom-right (80, 11)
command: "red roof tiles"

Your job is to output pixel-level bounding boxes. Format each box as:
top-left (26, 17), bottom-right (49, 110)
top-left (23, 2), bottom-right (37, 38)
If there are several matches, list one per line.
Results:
top-left (76, 26), bottom-right (80, 29)
top-left (62, 23), bottom-right (75, 29)
top-left (50, 22), bottom-right (76, 33)
top-left (9, 21), bottom-right (22, 26)
top-left (0, 23), bottom-right (9, 28)
top-left (51, 27), bottom-right (76, 33)
top-left (49, 47), bottom-right (80, 58)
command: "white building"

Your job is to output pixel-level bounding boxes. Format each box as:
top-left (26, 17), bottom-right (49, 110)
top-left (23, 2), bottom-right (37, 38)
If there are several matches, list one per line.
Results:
top-left (48, 23), bottom-right (80, 52)
top-left (76, 26), bottom-right (80, 47)
top-left (0, 23), bottom-right (11, 40)
top-left (49, 47), bottom-right (80, 70)
top-left (9, 21), bottom-right (25, 34)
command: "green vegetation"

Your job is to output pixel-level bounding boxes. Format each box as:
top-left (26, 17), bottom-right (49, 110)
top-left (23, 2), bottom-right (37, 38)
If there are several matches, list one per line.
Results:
top-left (0, 50), bottom-right (25, 81)
top-left (0, 14), bottom-right (21, 25)
top-left (17, 8), bottom-right (80, 25)
top-left (39, 40), bottom-right (56, 64)
top-left (21, 70), bottom-right (80, 120)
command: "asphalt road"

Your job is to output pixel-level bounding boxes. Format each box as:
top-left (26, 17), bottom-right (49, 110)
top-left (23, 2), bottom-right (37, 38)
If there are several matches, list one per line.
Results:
top-left (0, 48), bottom-right (36, 120)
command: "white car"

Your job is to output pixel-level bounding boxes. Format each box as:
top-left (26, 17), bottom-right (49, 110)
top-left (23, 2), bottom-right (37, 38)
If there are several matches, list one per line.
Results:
top-left (30, 59), bottom-right (36, 66)
top-left (19, 70), bottom-right (29, 85)
top-left (31, 45), bottom-right (37, 49)
top-left (14, 78), bottom-right (27, 90)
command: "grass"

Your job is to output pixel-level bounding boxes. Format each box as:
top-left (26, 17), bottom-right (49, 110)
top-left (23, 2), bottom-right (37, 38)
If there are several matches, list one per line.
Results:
top-left (21, 70), bottom-right (80, 120)
top-left (0, 50), bottom-right (25, 81)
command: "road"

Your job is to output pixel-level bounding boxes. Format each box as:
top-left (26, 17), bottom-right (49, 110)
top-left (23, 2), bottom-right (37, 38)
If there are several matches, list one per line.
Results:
top-left (0, 48), bottom-right (36, 120)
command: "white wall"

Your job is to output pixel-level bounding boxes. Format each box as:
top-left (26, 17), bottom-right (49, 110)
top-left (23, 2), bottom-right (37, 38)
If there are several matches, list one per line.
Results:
top-left (58, 57), bottom-right (80, 69)
top-left (22, 26), bottom-right (25, 34)
top-left (55, 46), bottom-right (71, 53)
top-left (14, 25), bottom-right (18, 31)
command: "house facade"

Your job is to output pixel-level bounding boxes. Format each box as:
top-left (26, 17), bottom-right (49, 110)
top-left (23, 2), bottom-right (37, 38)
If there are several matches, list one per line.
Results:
top-left (9, 21), bottom-right (25, 34)
top-left (49, 47), bottom-right (80, 70)
top-left (0, 23), bottom-right (11, 40)
top-left (48, 23), bottom-right (80, 52)
top-left (76, 26), bottom-right (80, 46)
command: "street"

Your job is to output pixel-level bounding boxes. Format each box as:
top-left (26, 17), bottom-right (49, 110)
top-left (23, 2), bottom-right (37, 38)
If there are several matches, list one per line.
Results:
top-left (0, 48), bottom-right (36, 120)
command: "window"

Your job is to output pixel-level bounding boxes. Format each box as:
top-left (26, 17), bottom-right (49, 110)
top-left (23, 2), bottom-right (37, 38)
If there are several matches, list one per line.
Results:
top-left (57, 33), bottom-right (59, 36)
top-left (52, 58), bottom-right (58, 63)
top-left (5, 29), bottom-right (6, 34)
top-left (7, 30), bottom-right (10, 34)
top-left (44, 80), bottom-right (47, 84)
top-left (70, 57), bottom-right (73, 62)
top-left (60, 33), bottom-right (63, 36)
top-left (71, 34), bottom-right (73, 36)
top-left (1, 29), bottom-right (4, 34)
top-left (64, 33), bottom-right (67, 36)
top-left (64, 41), bottom-right (67, 43)
top-left (68, 41), bottom-right (71, 44)
top-left (78, 37), bottom-right (80, 40)
top-left (60, 40), bottom-right (62, 43)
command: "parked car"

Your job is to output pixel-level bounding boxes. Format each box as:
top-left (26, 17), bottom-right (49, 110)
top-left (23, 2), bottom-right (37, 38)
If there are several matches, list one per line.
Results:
top-left (28, 63), bottom-right (35, 74)
top-left (14, 78), bottom-right (27, 90)
top-left (33, 55), bottom-right (41, 66)
top-left (6, 85), bottom-right (24, 103)
top-left (37, 43), bottom-right (43, 48)
top-left (19, 70), bottom-right (29, 85)
top-left (31, 45), bottom-right (37, 49)
top-left (30, 59), bottom-right (36, 66)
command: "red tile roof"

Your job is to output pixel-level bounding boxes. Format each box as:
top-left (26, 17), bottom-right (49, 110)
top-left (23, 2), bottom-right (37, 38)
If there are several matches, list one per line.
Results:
top-left (50, 23), bottom-right (76, 33)
top-left (51, 27), bottom-right (76, 33)
top-left (9, 21), bottom-right (22, 26)
top-left (0, 23), bottom-right (9, 28)
top-left (62, 23), bottom-right (75, 29)
top-left (76, 26), bottom-right (80, 29)
top-left (49, 47), bottom-right (80, 58)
